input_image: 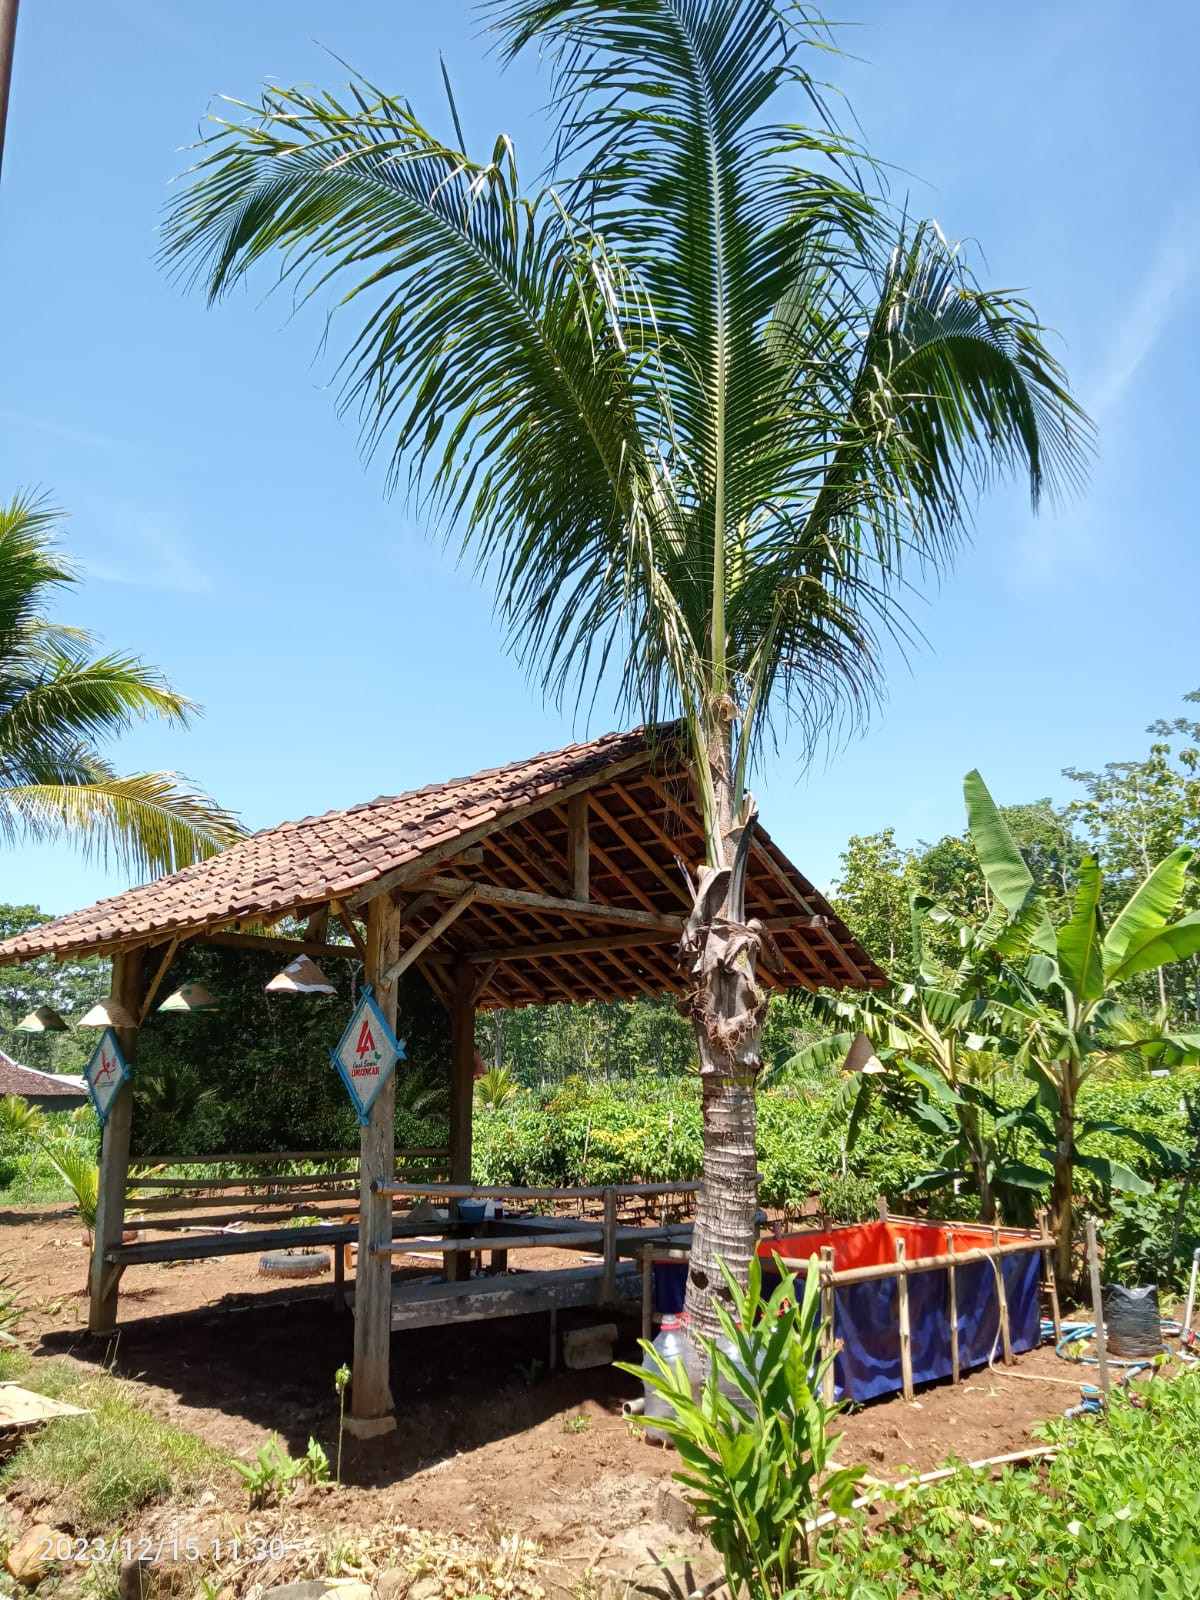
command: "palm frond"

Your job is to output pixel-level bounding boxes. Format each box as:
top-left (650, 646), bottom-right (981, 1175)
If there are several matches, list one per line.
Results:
top-left (0, 769), bottom-right (244, 878)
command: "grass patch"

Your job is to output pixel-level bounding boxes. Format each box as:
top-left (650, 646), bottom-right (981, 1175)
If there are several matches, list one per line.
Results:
top-left (0, 1348), bottom-right (228, 1527)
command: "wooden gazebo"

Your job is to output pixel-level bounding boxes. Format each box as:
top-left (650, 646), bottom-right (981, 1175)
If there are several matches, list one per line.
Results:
top-left (0, 725), bottom-right (883, 1426)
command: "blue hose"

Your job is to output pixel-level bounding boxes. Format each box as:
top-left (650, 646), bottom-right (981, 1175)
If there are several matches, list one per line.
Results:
top-left (1043, 1317), bottom-right (1181, 1367)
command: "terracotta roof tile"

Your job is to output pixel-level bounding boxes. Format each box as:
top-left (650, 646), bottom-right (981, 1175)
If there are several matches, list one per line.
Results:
top-left (0, 727), bottom-right (660, 964)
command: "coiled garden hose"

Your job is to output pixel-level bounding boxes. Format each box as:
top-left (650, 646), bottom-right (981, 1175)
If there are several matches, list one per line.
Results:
top-left (1044, 1317), bottom-right (1182, 1367)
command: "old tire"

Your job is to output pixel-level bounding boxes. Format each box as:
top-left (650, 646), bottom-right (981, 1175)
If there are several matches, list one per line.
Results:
top-left (257, 1248), bottom-right (330, 1280)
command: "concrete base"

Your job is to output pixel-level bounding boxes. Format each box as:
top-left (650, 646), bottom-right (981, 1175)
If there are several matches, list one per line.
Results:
top-left (343, 1413), bottom-right (397, 1440)
top-left (563, 1321), bottom-right (618, 1370)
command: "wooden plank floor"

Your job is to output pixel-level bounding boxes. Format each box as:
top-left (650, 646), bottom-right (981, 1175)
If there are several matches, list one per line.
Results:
top-left (373, 1260), bottom-right (643, 1331)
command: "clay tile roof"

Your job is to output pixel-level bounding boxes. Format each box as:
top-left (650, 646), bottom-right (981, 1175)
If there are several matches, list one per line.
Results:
top-left (0, 727), bottom-right (663, 966)
top-left (0, 1050), bottom-right (87, 1100)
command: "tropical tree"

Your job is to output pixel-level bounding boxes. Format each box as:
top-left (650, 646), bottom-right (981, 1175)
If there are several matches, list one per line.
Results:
top-left (161, 1), bottom-right (1090, 1333)
top-left (964, 772), bottom-right (1200, 1285)
top-left (0, 493), bottom-right (242, 878)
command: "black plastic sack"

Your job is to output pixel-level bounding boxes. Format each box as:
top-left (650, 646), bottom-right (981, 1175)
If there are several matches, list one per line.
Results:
top-left (1101, 1283), bottom-right (1162, 1358)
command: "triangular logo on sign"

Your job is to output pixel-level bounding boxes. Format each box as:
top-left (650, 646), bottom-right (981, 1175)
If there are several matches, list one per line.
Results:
top-left (331, 989), bottom-right (404, 1124)
top-left (85, 1027), bottom-right (129, 1126)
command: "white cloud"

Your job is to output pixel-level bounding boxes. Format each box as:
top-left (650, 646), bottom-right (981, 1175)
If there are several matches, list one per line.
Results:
top-left (1089, 203), bottom-right (1200, 416)
top-left (75, 503), bottom-right (213, 595)
top-left (0, 408), bottom-right (126, 452)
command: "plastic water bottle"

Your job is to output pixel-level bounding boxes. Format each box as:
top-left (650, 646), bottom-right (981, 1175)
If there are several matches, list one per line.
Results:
top-left (643, 1313), bottom-right (699, 1444)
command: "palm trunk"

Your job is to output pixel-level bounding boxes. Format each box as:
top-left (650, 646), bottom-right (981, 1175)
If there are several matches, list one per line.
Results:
top-left (1050, 1068), bottom-right (1076, 1292)
top-left (681, 725), bottom-right (772, 1341)
top-left (959, 1103), bottom-right (995, 1223)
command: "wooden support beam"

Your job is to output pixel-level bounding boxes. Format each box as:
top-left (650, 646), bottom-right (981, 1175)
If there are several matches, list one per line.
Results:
top-left (464, 926), bottom-right (679, 964)
top-left (137, 937), bottom-right (180, 1024)
top-left (381, 889), bottom-right (477, 987)
top-left (947, 1231), bottom-right (960, 1385)
top-left (89, 948), bottom-right (144, 1333)
top-left (345, 748), bottom-right (659, 910)
top-left (330, 900), bottom-right (368, 961)
top-left (820, 1246), bottom-right (836, 1406)
top-left (349, 890), bottom-right (402, 1431)
top-left (198, 930), bottom-right (361, 961)
top-left (567, 793), bottom-right (590, 902)
top-left (417, 875), bottom-right (678, 930)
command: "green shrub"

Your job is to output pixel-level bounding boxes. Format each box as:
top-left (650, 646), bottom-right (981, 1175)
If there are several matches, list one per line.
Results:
top-left (619, 1254), bottom-right (859, 1597)
top-left (806, 1371), bottom-right (1200, 1597)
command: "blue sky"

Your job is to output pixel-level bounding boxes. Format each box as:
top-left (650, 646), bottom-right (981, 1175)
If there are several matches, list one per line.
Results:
top-left (2, 0), bottom-right (1197, 918)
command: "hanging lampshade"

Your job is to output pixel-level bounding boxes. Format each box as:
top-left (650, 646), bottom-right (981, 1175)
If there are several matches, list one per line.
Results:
top-left (14, 1005), bottom-right (69, 1033)
top-left (158, 981), bottom-right (219, 1014)
top-left (264, 955), bottom-right (336, 996)
top-left (78, 996), bottom-right (138, 1030)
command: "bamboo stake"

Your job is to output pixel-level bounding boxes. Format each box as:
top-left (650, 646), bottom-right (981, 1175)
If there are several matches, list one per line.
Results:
top-left (820, 1246), bottom-right (836, 1407)
top-left (947, 1231), bottom-right (959, 1385)
top-left (1038, 1209), bottom-right (1062, 1343)
top-left (1182, 1248), bottom-right (1200, 1349)
top-left (896, 1238), bottom-right (914, 1402)
top-left (876, 1194), bottom-right (889, 1224)
top-left (993, 1224), bottom-right (1013, 1366)
top-left (1085, 1217), bottom-right (1111, 1403)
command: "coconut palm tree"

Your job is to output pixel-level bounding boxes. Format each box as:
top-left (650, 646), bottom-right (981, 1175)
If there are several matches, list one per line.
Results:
top-left (161, 0), bottom-right (1090, 1334)
top-left (0, 491), bottom-right (242, 877)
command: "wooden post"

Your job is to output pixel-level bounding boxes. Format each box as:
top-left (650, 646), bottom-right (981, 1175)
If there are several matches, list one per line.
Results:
top-left (876, 1195), bottom-right (889, 1224)
top-left (992, 1225), bottom-right (1013, 1365)
top-left (88, 948), bottom-right (144, 1334)
top-left (600, 1186), bottom-right (618, 1305)
top-left (947, 1231), bottom-right (959, 1385)
top-left (895, 1238), bottom-right (913, 1402)
top-left (819, 1245), bottom-right (836, 1407)
top-left (567, 793), bottom-right (589, 902)
top-left (1085, 1216), bottom-right (1111, 1403)
top-left (349, 890), bottom-right (402, 1432)
top-left (1037, 1209), bottom-right (1062, 1343)
top-left (641, 1245), bottom-right (654, 1345)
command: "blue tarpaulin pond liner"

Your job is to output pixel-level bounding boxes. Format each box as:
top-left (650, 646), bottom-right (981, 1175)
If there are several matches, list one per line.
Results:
top-left (651, 1218), bottom-right (1045, 1403)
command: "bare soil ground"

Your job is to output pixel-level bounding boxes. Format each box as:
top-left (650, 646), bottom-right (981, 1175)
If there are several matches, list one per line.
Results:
top-left (2, 1205), bottom-right (1091, 1591)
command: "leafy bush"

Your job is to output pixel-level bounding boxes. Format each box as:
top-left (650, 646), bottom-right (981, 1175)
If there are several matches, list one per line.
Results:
top-left (806, 1371), bottom-right (1200, 1597)
top-left (1100, 1181), bottom-right (1200, 1292)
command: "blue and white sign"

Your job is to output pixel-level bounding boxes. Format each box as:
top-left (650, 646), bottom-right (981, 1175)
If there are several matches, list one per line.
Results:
top-left (85, 1027), bottom-right (129, 1126)
top-left (331, 988), bottom-right (404, 1124)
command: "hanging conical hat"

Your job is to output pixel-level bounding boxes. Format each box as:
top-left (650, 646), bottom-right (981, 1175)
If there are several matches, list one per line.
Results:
top-left (14, 1005), bottom-right (69, 1033)
top-left (264, 956), bottom-right (336, 996)
top-left (78, 996), bottom-right (138, 1030)
top-left (158, 982), bottom-right (220, 1013)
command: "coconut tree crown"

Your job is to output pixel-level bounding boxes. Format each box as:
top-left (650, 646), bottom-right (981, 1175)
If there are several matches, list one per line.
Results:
top-left (0, 492), bottom-right (243, 878)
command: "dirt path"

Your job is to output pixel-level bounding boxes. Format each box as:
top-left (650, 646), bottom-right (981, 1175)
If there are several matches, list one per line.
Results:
top-left (3, 1207), bottom-right (1086, 1583)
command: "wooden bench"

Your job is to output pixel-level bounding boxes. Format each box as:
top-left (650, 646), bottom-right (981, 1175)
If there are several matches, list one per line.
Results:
top-left (106, 1147), bottom-right (450, 1310)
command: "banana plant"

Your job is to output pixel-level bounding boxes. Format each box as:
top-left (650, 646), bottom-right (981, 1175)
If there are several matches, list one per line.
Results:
top-left (963, 770), bottom-right (1200, 1286)
top-left (779, 894), bottom-right (1042, 1222)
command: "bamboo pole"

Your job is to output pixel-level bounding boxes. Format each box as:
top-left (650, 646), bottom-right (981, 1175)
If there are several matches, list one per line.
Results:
top-left (1038, 1209), bottom-right (1062, 1343)
top-left (820, 1246), bottom-right (836, 1407)
top-left (993, 1225), bottom-right (1013, 1365)
top-left (896, 1238), bottom-right (914, 1402)
top-left (876, 1194), bottom-right (889, 1224)
top-left (790, 1235), bottom-right (1046, 1288)
top-left (1182, 1248), bottom-right (1200, 1349)
top-left (1085, 1217), bottom-right (1111, 1403)
top-left (947, 1231), bottom-right (960, 1385)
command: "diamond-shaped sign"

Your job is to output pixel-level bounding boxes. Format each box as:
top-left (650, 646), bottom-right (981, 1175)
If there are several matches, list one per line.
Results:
top-left (330, 989), bottom-right (404, 1124)
top-left (85, 1027), bottom-right (129, 1126)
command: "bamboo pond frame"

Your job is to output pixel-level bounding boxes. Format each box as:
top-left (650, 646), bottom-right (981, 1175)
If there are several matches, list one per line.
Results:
top-left (638, 1202), bottom-right (1060, 1404)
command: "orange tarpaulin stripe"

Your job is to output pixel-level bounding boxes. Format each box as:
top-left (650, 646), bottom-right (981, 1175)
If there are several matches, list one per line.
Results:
top-left (757, 1220), bottom-right (1029, 1274)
